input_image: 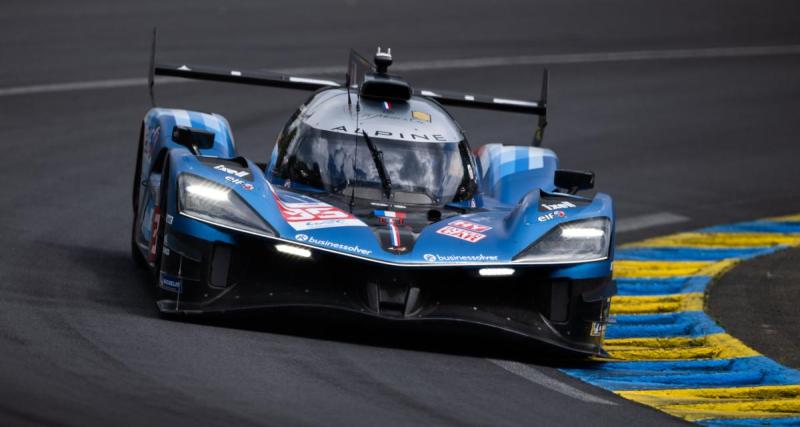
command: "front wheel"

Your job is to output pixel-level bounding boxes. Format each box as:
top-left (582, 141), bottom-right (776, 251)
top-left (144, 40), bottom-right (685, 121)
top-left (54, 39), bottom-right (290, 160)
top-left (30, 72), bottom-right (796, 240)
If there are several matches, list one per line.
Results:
top-left (131, 123), bottom-right (147, 268)
top-left (151, 154), bottom-right (179, 314)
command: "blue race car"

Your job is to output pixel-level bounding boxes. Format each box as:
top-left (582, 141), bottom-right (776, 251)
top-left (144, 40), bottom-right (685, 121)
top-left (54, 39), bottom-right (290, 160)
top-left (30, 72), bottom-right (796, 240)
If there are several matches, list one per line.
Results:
top-left (132, 44), bottom-right (616, 356)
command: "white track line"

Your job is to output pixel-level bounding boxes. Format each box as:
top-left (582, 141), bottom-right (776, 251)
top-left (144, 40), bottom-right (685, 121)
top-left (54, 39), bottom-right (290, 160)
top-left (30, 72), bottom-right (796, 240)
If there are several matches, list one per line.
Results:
top-left (2, 44), bottom-right (800, 97)
top-left (0, 76), bottom-right (185, 97)
top-left (488, 359), bottom-right (617, 405)
top-left (616, 212), bottom-right (690, 233)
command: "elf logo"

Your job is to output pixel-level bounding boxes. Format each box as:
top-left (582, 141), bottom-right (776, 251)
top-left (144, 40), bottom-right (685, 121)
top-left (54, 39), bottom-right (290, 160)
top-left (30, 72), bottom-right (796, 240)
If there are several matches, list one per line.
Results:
top-left (537, 210), bottom-right (566, 222)
top-left (541, 201), bottom-right (576, 211)
top-left (214, 164), bottom-right (249, 178)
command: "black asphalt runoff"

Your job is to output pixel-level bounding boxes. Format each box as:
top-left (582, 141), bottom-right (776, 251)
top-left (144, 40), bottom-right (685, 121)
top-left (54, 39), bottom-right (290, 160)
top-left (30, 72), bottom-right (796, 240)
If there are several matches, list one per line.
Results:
top-left (1, 1), bottom-right (799, 426)
top-left (709, 246), bottom-right (800, 370)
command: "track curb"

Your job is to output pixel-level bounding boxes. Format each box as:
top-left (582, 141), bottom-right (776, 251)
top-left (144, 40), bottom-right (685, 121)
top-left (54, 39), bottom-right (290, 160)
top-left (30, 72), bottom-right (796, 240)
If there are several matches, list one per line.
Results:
top-left (561, 214), bottom-right (800, 425)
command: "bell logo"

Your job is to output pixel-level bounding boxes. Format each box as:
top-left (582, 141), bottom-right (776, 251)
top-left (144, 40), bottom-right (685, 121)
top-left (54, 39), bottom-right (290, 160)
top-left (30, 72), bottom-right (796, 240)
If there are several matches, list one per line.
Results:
top-left (541, 201), bottom-right (576, 211)
top-left (214, 164), bottom-right (249, 178)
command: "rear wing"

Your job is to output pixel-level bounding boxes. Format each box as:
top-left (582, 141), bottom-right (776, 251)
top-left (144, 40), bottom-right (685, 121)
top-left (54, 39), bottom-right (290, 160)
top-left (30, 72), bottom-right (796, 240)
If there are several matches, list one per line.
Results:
top-left (148, 29), bottom-right (549, 146)
top-left (155, 63), bottom-right (341, 91)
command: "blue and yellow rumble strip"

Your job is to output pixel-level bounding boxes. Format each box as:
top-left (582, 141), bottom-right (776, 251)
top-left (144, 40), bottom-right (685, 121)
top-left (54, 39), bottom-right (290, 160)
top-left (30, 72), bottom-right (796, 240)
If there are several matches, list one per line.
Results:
top-left (561, 214), bottom-right (800, 425)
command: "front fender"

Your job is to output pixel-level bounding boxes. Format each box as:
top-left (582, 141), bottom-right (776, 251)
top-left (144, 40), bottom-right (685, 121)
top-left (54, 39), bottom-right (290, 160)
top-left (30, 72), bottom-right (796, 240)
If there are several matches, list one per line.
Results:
top-left (142, 108), bottom-right (237, 177)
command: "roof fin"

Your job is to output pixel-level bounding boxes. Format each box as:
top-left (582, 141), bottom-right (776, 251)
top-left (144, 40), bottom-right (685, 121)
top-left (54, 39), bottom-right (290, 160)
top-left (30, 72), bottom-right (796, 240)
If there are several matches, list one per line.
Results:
top-left (148, 27), bottom-right (158, 107)
top-left (533, 69), bottom-right (549, 147)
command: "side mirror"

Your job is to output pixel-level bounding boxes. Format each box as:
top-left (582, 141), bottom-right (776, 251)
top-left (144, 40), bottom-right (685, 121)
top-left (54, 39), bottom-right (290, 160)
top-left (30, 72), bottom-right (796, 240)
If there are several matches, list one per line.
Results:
top-left (554, 169), bottom-right (594, 194)
top-left (172, 126), bottom-right (215, 154)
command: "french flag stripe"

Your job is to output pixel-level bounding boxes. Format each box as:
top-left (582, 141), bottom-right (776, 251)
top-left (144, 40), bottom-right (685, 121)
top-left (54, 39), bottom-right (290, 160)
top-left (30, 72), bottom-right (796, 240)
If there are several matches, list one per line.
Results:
top-left (374, 210), bottom-right (406, 219)
top-left (388, 220), bottom-right (401, 246)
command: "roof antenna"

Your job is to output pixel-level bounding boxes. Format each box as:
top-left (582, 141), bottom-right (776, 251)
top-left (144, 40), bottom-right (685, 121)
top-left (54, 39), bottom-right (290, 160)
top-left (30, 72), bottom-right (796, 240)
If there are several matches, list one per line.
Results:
top-left (148, 27), bottom-right (158, 107)
top-left (375, 47), bottom-right (392, 74)
top-left (346, 72), bottom-right (352, 107)
top-left (348, 80), bottom-right (362, 213)
top-left (345, 49), bottom-right (352, 107)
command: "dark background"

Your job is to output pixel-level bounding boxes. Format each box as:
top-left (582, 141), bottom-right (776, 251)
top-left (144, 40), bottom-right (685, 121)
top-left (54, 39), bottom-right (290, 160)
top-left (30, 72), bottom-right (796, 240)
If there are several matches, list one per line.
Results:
top-left (1, 1), bottom-right (799, 425)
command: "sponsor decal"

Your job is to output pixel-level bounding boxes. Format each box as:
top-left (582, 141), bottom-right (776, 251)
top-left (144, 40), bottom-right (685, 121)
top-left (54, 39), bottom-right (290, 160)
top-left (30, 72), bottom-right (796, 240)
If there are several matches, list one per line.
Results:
top-left (411, 111), bottom-right (431, 122)
top-left (214, 164), bottom-right (249, 178)
top-left (159, 273), bottom-right (182, 294)
top-left (294, 234), bottom-right (372, 256)
top-left (537, 210), bottom-right (566, 222)
top-left (274, 191), bottom-right (365, 231)
top-left (437, 225), bottom-right (486, 243)
top-left (436, 220), bottom-right (491, 243)
top-left (590, 321), bottom-right (605, 337)
top-left (224, 175), bottom-right (254, 190)
top-left (329, 126), bottom-right (449, 142)
top-left (541, 201), bottom-right (576, 211)
top-left (422, 253), bottom-right (499, 263)
top-left (448, 219), bottom-right (491, 233)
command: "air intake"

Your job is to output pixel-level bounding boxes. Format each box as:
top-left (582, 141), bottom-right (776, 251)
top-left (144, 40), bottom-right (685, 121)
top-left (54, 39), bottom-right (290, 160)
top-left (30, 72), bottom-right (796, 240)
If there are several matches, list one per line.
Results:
top-left (360, 74), bottom-right (412, 101)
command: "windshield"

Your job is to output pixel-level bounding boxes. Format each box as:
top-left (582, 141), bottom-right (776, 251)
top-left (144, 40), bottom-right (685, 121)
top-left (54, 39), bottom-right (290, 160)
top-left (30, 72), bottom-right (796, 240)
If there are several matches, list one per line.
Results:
top-left (274, 125), bottom-right (469, 205)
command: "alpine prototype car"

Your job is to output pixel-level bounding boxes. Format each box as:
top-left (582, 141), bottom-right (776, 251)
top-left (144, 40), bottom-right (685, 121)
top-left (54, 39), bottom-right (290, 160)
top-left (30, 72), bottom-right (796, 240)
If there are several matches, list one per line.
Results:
top-left (132, 40), bottom-right (616, 356)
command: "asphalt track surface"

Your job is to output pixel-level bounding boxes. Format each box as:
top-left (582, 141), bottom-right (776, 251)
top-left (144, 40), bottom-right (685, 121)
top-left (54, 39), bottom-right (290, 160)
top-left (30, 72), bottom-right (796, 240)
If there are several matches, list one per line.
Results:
top-left (1, 1), bottom-right (800, 426)
top-left (710, 246), bottom-right (800, 371)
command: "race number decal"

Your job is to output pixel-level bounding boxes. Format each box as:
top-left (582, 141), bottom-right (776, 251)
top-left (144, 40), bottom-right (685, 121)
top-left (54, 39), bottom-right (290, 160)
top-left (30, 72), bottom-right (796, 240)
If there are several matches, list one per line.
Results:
top-left (272, 190), bottom-right (366, 231)
top-left (281, 206), bottom-right (351, 222)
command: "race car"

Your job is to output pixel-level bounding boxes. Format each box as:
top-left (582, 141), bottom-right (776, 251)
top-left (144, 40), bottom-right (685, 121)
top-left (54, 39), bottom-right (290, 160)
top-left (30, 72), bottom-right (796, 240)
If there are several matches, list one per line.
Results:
top-left (131, 38), bottom-right (616, 356)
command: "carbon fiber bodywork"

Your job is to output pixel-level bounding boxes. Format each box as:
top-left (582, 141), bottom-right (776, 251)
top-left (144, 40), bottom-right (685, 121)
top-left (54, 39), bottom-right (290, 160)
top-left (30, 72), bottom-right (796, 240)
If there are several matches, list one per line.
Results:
top-left (158, 229), bottom-right (615, 356)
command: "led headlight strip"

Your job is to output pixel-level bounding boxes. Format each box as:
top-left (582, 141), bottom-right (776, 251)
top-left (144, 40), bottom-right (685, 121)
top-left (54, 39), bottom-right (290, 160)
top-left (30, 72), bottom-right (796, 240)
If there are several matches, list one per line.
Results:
top-left (513, 217), bottom-right (611, 263)
top-left (178, 173), bottom-right (276, 238)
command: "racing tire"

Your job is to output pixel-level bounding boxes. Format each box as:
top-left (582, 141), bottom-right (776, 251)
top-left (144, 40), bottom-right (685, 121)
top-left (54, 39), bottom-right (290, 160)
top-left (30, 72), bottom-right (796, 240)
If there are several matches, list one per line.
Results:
top-left (153, 155), bottom-right (170, 285)
top-left (131, 123), bottom-right (147, 269)
top-left (151, 154), bottom-right (181, 319)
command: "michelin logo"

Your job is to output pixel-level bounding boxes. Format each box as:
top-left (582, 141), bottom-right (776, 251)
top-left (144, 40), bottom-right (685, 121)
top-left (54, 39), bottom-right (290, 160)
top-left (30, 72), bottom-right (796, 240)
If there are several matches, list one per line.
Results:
top-left (422, 253), bottom-right (499, 263)
top-left (294, 234), bottom-right (371, 255)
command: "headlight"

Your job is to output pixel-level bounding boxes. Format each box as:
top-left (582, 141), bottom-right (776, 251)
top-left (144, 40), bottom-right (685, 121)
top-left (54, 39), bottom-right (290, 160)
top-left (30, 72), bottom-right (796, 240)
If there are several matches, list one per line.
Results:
top-left (513, 218), bottom-right (611, 263)
top-left (178, 173), bottom-right (275, 238)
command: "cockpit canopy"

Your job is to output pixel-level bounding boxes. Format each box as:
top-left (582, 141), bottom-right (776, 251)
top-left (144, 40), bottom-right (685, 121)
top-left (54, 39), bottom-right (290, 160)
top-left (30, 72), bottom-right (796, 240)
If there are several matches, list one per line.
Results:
top-left (270, 90), bottom-right (477, 206)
